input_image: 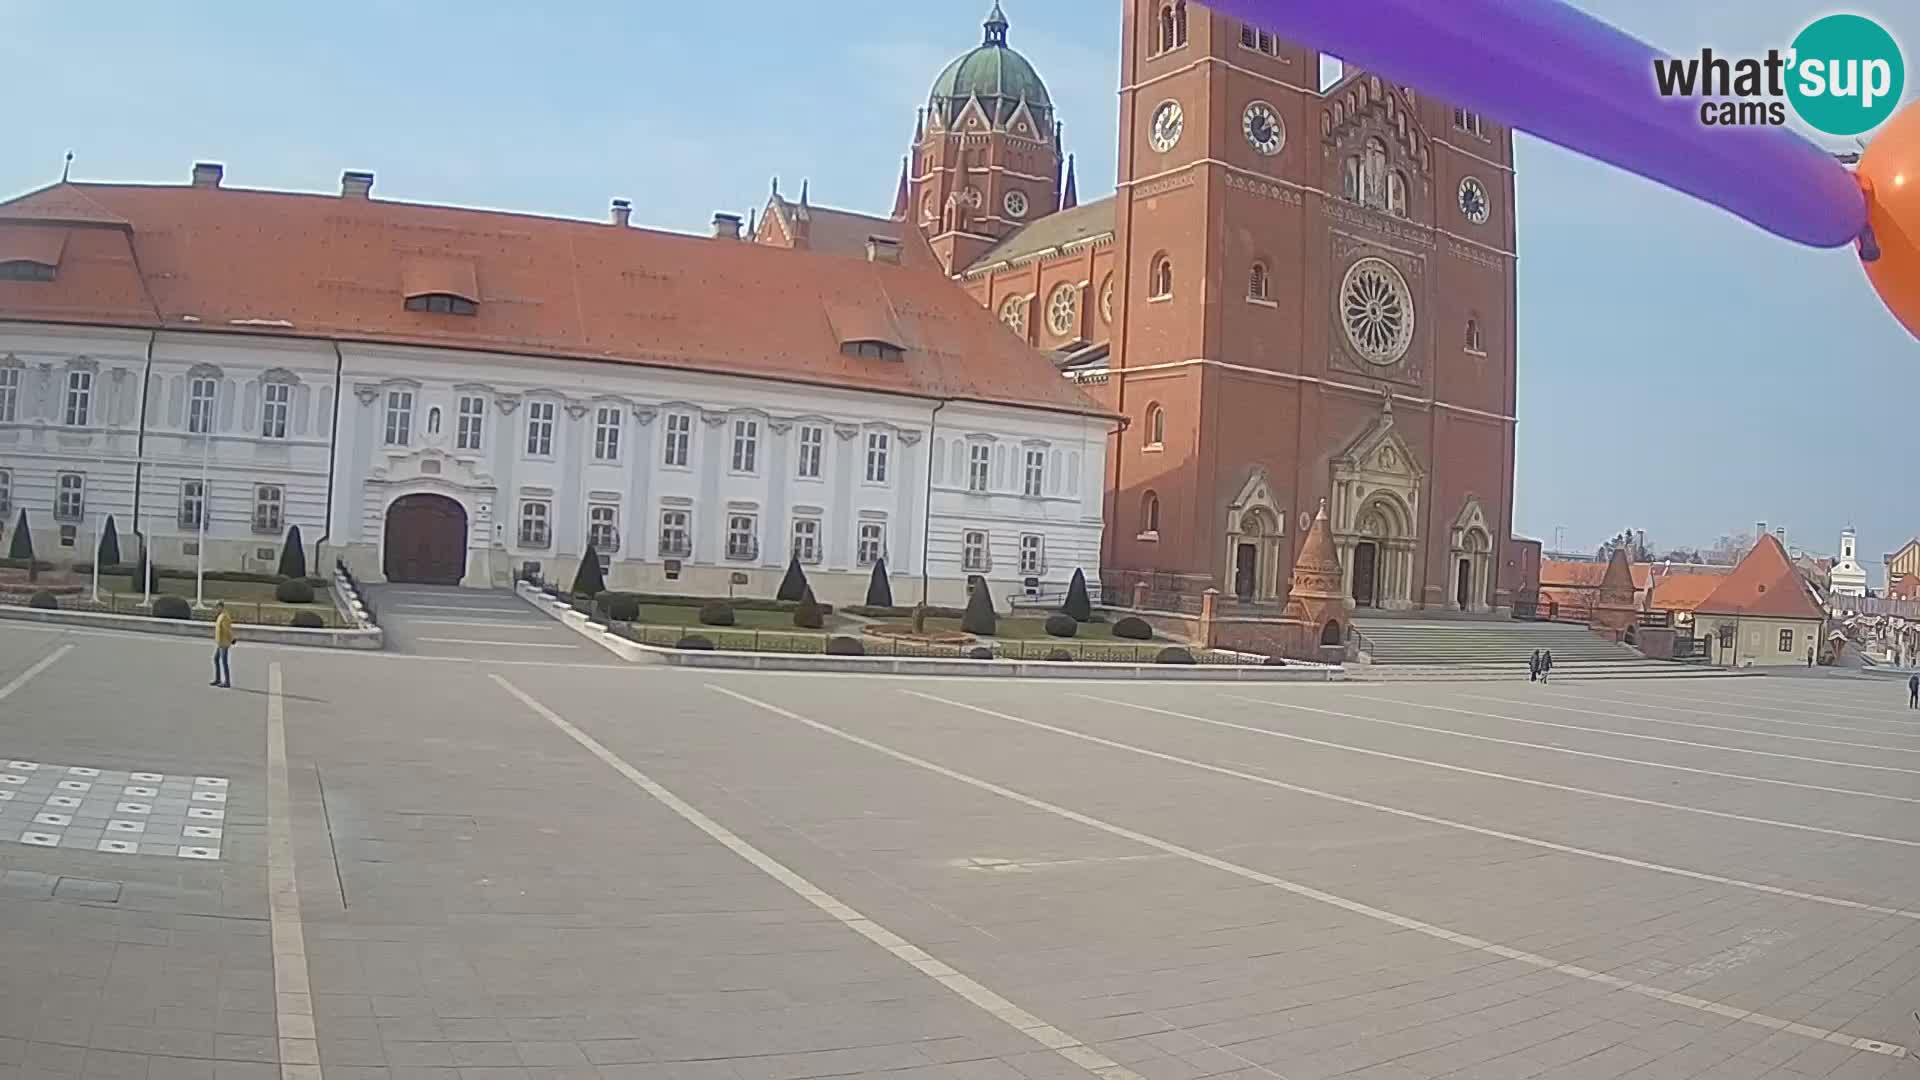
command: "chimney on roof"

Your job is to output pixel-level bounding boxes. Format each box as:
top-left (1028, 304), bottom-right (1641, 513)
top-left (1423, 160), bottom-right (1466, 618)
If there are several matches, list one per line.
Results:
top-left (191, 162), bottom-right (224, 189)
top-left (1756, 521), bottom-right (1767, 538)
top-left (866, 235), bottom-right (902, 264)
top-left (711, 212), bottom-right (743, 240)
top-left (340, 170), bottom-right (375, 199)
top-left (610, 198), bottom-right (632, 227)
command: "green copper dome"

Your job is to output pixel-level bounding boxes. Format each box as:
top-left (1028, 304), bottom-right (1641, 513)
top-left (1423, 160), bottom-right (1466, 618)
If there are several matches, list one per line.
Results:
top-left (928, 4), bottom-right (1053, 129)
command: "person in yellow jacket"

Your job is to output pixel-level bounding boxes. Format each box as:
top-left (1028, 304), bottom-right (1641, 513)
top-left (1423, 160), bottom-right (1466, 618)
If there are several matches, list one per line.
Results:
top-left (211, 602), bottom-right (235, 688)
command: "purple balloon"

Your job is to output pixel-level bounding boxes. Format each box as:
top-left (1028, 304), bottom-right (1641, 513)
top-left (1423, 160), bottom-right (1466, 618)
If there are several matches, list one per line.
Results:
top-left (1205, 0), bottom-right (1866, 248)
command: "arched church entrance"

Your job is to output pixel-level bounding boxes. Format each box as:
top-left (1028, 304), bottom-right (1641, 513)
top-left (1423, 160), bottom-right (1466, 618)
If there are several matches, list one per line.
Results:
top-left (383, 494), bottom-right (468, 585)
top-left (1344, 496), bottom-right (1415, 610)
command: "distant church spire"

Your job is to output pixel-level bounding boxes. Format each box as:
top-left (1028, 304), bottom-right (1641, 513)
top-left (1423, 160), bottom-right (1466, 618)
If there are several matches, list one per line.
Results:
top-left (1060, 154), bottom-right (1078, 211)
top-left (983, 2), bottom-right (1009, 46)
top-left (890, 156), bottom-right (910, 220)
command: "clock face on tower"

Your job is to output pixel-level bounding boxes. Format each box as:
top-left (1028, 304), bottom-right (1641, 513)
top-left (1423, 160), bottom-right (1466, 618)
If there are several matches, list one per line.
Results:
top-left (1458, 177), bottom-right (1491, 225)
top-left (1149, 100), bottom-right (1184, 153)
top-left (1242, 101), bottom-right (1285, 156)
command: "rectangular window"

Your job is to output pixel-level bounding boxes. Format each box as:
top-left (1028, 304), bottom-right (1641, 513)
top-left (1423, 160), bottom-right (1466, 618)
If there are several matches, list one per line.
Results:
top-left (726, 514), bottom-right (758, 560)
top-left (857, 522), bottom-right (886, 567)
top-left (1019, 534), bottom-right (1043, 575)
top-left (456, 395), bottom-right (485, 450)
top-left (179, 480), bottom-right (204, 529)
top-left (1779, 629), bottom-right (1795, 653)
top-left (791, 518), bottom-right (821, 564)
top-left (588, 504), bottom-right (619, 551)
top-left (263, 382), bottom-right (292, 439)
top-left (593, 406), bottom-right (622, 462)
top-left (64, 370), bottom-right (92, 427)
top-left (797, 425), bottom-right (824, 479)
top-left (0, 468), bottom-right (10, 515)
top-left (0, 367), bottom-right (17, 422)
top-left (1023, 449), bottom-right (1045, 497)
top-left (864, 431), bottom-right (890, 484)
top-left (54, 472), bottom-right (84, 521)
top-left (968, 444), bottom-right (991, 492)
top-left (731, 418), bottom-right (759, 473)
top-left (382, 389), bottom-right (412, 446)
top-left (252, 484), bottom-right (284, 533)
top-left (663, 412), bottom-right (692, 468)
top-left (962, 529), bottom-right (989, 573)
top-left (189, 378), bottom-right (217, 434)
top-left (525, 401), bottom-right (555, 456)
top-left (519, 500), bottom-right (551, 548)
top-left (659, 510), bottom-right (692, 558)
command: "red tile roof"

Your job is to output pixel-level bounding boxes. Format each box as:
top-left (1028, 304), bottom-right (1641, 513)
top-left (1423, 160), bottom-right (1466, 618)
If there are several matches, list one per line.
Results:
top-left (1648, 571), bottom-right (1727, 613)
top-left (1539, 558), bottom-right (1652, 591)
top-left (0, 181), bottom-right (1107, 419)
top-left (1694, 534), bottom-right (1827, 620)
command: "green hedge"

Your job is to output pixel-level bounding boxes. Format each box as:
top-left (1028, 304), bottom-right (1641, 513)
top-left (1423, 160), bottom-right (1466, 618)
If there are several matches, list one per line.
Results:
top-left (0, 558), bottom-right (55, 571)
top-left (65, 565), bottom-right (326, 587)
top-left (594, 591), bottom-right (833, 616)
top-left (844, 604), bottom-right (966, 620)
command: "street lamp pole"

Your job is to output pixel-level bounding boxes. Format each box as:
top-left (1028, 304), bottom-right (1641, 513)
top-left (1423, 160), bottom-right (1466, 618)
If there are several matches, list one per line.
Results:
top-left (194, 429), bottom-right (210, 608)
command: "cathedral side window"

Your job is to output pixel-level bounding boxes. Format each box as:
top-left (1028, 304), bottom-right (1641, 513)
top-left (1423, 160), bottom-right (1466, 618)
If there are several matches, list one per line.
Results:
top-left (1149, 254), bottom-right (1173, 300)
top-left (1046, 283), bottom-right (1078, 338)
top-left (998, 294), bottom-right (1028, 337)
top-left (1339, 258), bottom-right (1416, 365)
top-left (1099, 274), bottom-right (1114, 323)
top-left (1248, 262), bottom-right (1270, 302)
top-left (1141, 492), bottom-right (1161, 537)
top-left (1361, 138), bottom-right (1389, 210)
top-left (1465, 317), bottom-right (1485, 354)
top-left (1342, 156), bottom-right (1360, 202)
top-left (1388, 171), bottom-right (1409, 218)
top-left (1144, 404), bottom-right (1165, 449)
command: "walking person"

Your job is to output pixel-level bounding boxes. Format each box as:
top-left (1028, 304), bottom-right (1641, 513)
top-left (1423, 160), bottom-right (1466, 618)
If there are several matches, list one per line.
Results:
top-left (1529, 649), bottom-right (1541, 682)
top-left (1909, 673), bottom-right (1918, 710)
top-left (1541, 649), bottom-right (1553, 683)
top-left (1806, 647), bottom-right (1814, 668)
top-left (211, 602), bottom-right (234, 689)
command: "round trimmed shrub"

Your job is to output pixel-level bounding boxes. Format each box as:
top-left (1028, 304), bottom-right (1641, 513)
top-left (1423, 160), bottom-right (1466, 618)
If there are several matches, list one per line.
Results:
top-left (1046, 648), bottom-right (1075, 662)
top-left (1155, 647), bottom-right (1195, 665)
top-left (289, 611), bottom-right (325, 629)
top-left (603, 595), bottom-right (641, 623)
top-left (676, 635), bottom-right (715, 650)
top-left (826, 635), bottom-right (866, 657)
top-left (1262, 655), bottom-right (1287, 666)
top-left (1043, 613), bottom-right (1079, 638)
top-left (151, 595), bottom-right (192, 620)
top-left (968, 646), bottom-right (994, 660)
top-left (274, 578), bottom-right (316, 604)
top-left (1112, 616), bottom-right (1154, 641)
top-left (698, 602), bottom-right (736, 627)
top-left (28, 590), bottom-right (58, 611)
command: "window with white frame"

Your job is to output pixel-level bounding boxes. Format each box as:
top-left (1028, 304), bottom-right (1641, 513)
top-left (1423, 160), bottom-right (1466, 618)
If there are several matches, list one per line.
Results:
top-left (179, 480), bottom-right (204, 528)
top-left (0, 366), bottom-right (18, 422)
top-left (188, 377), bottom-right (217, 434)
top-left (663, 412), bottom-right (692, 467)
top-left (659, 509), bottom-right (692, 557)
top-left (252, 484), bottom-right (284, 533)
top-left (857, 522), bottom-right (886, 567)
top-left (588, 504), bottom-right (619, 551)
top-left (1779, 629), bottom-right (1795, 653)
top-left (791, 517), bottom-right (821, 564)
top-left (263, 382), bottom-right (292, 439)
top-left (64, 370), bottom-right (92, 427)
top-left (865, 431), bottom-right (890, 484)
top-left (525, 401), bottom-right (555, 456)
top-left (457, 395), bottom-right (485, 450)
top-left (0, 468), bottom-right (10, 515)
top-left (593, 406), bottom-right (622, 462)
top-left (797, 424), bottom-right (824, 479)
top-left (1019, 534), bottom-right (1044, 575)
top-left (967, 444), bottom-right (991, 492)
top-left (54, 472), bottom-right (84, 521)
top-left (731, 418), bottom-right (759, 473)
top-left (519, 500), bottom-right (551, 548)
top-left (426, 407), bottom-right (440, 436)
top-left (962, 529), bottom-right (990, 572)
top-left (726, 513), bottom-right (758, 560)
top-left (383, 389), bottom-right (412, 446)
top-left (1023, 449), bottom-right (1045, 497)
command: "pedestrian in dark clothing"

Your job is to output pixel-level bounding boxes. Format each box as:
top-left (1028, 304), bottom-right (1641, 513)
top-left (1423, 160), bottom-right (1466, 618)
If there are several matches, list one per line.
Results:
top-left (1529, 649), bottom-right (1542, 682)
top-left (1909, 674), bottom-right (1918, 709)
top-left (1541, 650), bottom-right (1553, 683)
top-left (1806, 647), bottom-right (1814, 667)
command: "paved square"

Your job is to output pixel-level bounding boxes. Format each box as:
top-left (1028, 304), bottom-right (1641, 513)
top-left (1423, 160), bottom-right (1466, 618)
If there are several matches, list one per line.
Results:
top-left (0, 757), bottom-right (227, 858)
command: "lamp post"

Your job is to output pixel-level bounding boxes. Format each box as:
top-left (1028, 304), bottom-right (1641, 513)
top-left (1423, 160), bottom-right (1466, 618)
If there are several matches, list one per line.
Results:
top-left (194, 429), bottom-right (211, 608)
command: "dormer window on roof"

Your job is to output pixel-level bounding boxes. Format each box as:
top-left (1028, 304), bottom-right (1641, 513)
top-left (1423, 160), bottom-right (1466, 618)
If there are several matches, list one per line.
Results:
top-left (842, 340), bottom-right (904, 361)
top-left (400, 257), bottom-right (479, 316)
top-left (0, 226), bottom-right (68, 282)
top-left (0, 260), bottom-right (55, 282)
top-left (404, 293), bottom-right (477, 315)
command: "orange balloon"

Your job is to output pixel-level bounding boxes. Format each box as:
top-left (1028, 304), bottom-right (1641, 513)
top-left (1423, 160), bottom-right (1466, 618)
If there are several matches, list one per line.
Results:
top-left (1859, 98), bottom-right (1920, 340)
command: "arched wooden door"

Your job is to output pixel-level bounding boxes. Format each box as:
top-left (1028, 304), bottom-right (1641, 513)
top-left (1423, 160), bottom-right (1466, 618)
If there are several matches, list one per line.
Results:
top-left (383, 494), bottom-right (468, 585)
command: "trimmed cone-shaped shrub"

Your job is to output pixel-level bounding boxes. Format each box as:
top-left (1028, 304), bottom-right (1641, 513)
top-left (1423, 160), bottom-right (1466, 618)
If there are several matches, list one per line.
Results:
top-left (28, 590), bottom-right (58, 611)
top-left (7, 510), bottom-right (31, 561)
top-left (98, 516), bottom-right (121, 569)
top-left (571, 544), bottom-right (607, 597)
top-left (793, 587), bottom-right (824, 630)
top-left (289, 611), bottom-right (325, 629)
top-left (275, 578), bottom-right (316, 604)
top-left (603, 594), bottom-right (641, 622)
top-left (776, 556), bottom-right (809, 602)
top-left (1063, 568), bottom-right (1092, 622)
top-left (960, 580), bottom-right (997, 636)
top-left (1112, 616), bottom-right (1153, 641)
top-left (1043, 613), bottom-right (1078, 638)
top-left (151, 595), bottom-right (191, 620)
top-left (967, 646), bottom-right (994, 660)
top-left (1046, 648), bottom-right (1075, 662)
top-left (826, 635), bottom-right (866, 656)
top-left (1155, 647), bottom-right (1196, 665)
top-left (676, 635), bottom-right (715, 650)
top-left (865, 558), bottom-right (893, 607)
top-left (277, 525), bottom-right (308, 580)
top-left (698, 602), bottom-right (736, 627)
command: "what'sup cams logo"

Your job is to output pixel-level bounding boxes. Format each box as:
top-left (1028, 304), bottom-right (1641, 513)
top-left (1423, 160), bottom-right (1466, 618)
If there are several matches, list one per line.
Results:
top-left (1654, 14), bottom-right (1905, 135)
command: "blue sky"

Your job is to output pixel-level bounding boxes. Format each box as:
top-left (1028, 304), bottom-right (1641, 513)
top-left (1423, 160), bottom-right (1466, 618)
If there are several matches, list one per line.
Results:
top-left (3, 1), bottom-right (1915, 571)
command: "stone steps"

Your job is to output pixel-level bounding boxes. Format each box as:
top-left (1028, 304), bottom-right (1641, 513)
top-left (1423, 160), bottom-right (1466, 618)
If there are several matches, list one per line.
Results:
top-left (1351, 617), bottom-right (1659, 667)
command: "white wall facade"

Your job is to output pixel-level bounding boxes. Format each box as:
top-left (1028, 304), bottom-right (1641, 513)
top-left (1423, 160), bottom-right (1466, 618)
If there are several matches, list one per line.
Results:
top-left (1, 322), bottom-right (1108, 610)
top-left (1830, 529), bottom-right (1868, 598)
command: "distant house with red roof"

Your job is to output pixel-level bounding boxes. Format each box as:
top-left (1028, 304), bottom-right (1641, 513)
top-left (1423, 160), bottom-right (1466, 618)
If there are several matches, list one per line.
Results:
top-left (1693, 533), bottom-right (1828, 667)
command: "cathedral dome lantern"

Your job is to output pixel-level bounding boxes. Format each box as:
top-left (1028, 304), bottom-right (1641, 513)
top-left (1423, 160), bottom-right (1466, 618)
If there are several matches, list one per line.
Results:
top-left (927, 3), bottom-right (1054, 136)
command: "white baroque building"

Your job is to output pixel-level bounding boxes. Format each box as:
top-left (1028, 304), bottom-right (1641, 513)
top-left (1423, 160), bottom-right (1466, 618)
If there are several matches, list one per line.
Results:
top-left (1830, 528), bottom-right (1868, 598)
top-left (0, 166), bottom-right (1110, 607)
